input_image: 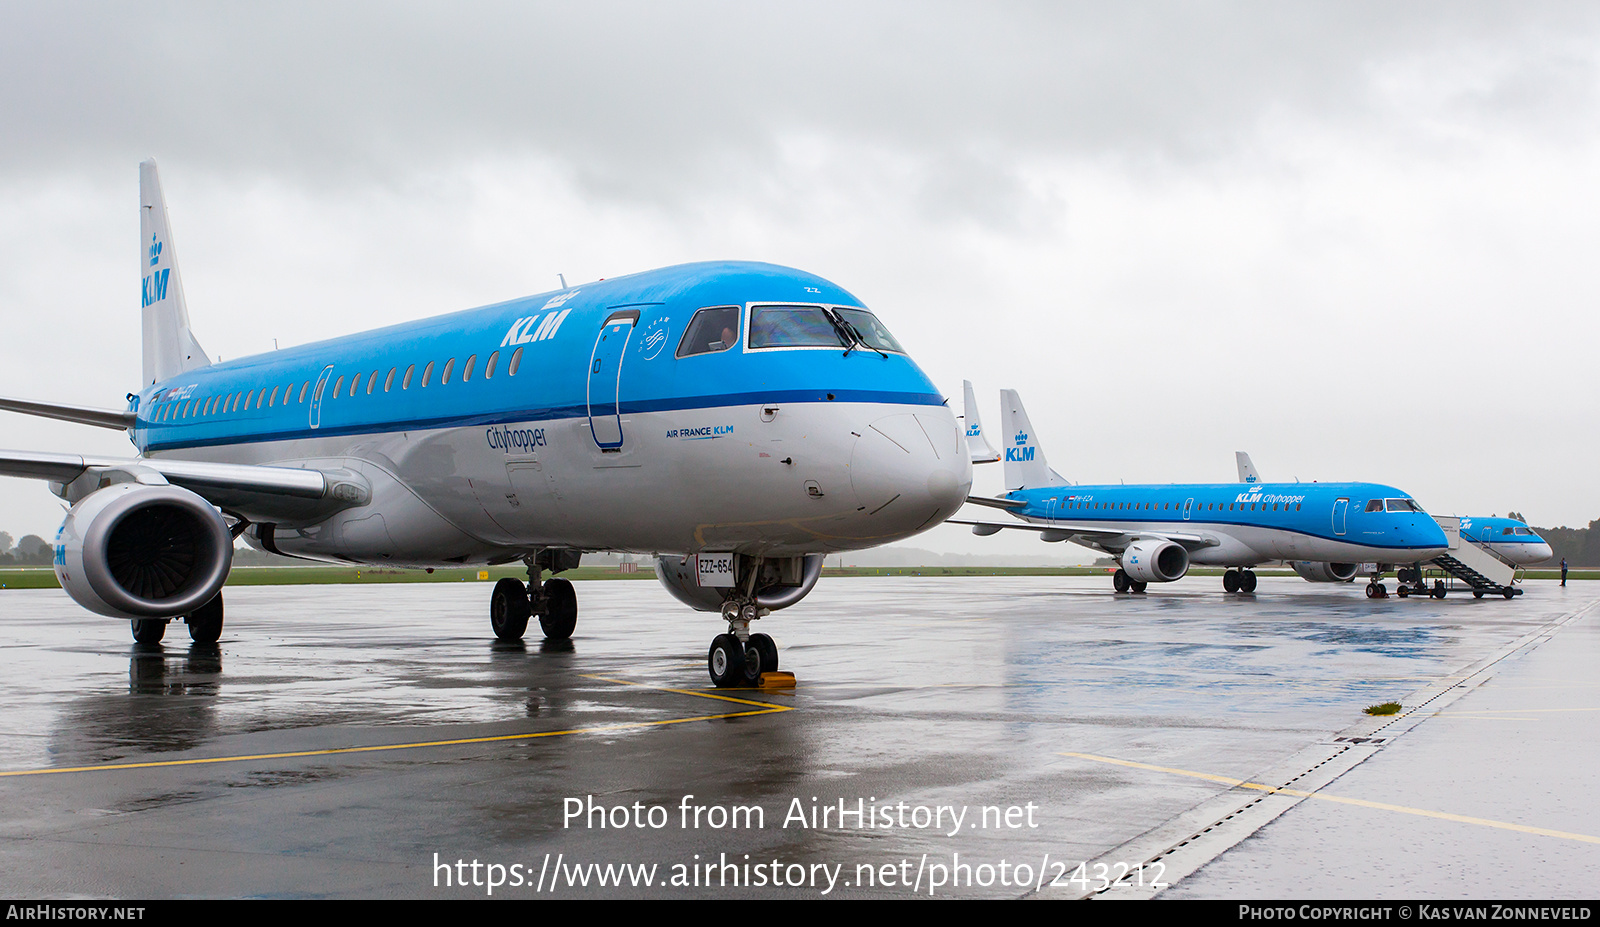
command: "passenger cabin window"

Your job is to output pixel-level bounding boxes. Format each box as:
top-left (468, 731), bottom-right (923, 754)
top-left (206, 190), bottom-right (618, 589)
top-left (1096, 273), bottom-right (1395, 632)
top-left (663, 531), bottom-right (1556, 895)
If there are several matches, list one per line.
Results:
top-left (748, 305), bottom-right (847, 349)
top-left (350, 372), bottom-right (362, 397)
top-left (422, 362), bottom-right (434, 387)
top-left (833, 308), bottom-right (905, 353)
top-left (332, 376), bottom-right (344, 398)
top-left (509, 347), bottom-right (523, 376)
top-left (384, 368), bottom-right (396, 392)
top-left (299, 382), bottom-right (310, 403)
top-left (462, 354), bottom-right (477, 382)
top-left (367, 371), bottom-right (378, 395)
top-left (677, 306), bottom-right (742, 357)
top-left (403, 365), bottom-right (415, 389)
top-left (442, 358), bottom-right (455, 385)
top-left (485, 351), bottom-right (498, 379)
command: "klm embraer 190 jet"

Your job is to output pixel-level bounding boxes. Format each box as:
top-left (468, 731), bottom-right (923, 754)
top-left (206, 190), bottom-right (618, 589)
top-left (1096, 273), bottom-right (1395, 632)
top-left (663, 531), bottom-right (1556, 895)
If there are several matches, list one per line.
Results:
top-left (1236, 453), bottom-right (1553, 569)
top-left (0, 161), bottom-right (972, 686)
top-left (954, 388), bottom-right (1448, 597)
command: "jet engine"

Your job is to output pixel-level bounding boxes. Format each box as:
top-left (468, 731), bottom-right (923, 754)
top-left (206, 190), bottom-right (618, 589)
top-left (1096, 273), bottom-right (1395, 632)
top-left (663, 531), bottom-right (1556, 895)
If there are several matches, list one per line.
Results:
top-left (54, 482), bottom-right (233, 619)
top-left (1290, 561), bottom-right (1359, 583)
top-left (1120, 538), bottom-right (1189, 583)
top-left (656, 553), bottom-right (825, 612)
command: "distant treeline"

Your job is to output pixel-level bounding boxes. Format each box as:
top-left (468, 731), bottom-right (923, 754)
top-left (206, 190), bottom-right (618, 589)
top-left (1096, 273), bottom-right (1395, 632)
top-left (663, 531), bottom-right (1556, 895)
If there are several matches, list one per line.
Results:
top-left (1530, 520), bottom-right (1600, 567)
top-left (0, 533), bottom-right (52, 566)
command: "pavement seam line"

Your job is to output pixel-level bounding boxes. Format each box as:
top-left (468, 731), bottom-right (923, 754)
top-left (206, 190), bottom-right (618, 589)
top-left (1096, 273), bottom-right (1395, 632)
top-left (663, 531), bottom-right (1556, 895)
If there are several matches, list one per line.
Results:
top-left (1057, 751), bottom-right (1600, 846)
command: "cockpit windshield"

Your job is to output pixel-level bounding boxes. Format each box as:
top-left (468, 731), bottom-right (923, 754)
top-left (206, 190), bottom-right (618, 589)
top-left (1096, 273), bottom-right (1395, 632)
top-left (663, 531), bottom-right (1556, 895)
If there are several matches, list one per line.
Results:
top-left (1384, 498), bottom-right (1423, 513)
top-left (833, 308), bottom-right (905, 354)
top-left (749, 306), bottom-right (849, 349)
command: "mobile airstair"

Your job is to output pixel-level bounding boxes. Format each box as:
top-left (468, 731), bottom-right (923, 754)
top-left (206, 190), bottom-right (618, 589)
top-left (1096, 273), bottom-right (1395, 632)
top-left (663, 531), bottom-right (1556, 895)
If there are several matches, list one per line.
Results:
top-left (1400, 516), bottom-right (1522, 599)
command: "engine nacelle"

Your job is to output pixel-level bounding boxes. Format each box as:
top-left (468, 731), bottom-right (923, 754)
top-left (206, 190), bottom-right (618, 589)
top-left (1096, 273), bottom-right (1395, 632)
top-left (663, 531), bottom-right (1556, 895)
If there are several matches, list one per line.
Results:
top-left (1290, 561), bottom-right (1359, 583)
top-left (1286, 563), bottom-right (1363, 582)
top-left (54, 483), bottom-right (233, 619)
top-left (655, 553), bottom-right (825, 612)
top-left (1120, 538), bottom-right (1189, 583)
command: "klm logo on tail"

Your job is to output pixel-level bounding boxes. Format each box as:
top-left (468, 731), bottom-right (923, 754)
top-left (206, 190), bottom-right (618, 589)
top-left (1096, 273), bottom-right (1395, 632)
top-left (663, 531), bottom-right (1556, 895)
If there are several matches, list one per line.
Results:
top-left (141, 233), bottom-right (170, 306)
top-left (1006, 430), bottom-right (1035, 462)
top-left (141, 268), bottom-right (170, 307)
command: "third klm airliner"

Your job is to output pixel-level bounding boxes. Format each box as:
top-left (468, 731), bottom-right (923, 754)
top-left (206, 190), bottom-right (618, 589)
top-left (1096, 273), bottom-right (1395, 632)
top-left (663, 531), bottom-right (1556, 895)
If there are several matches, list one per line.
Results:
top-left (0, 161), bottom-right (972, 686)
top-left (955, 388), bottom-right (1448, 597)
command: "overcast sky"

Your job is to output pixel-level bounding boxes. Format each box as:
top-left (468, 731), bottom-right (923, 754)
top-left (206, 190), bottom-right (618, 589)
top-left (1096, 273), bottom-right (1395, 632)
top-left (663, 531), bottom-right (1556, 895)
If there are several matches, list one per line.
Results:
top-left (3, 2), bottom-right (1599, 559)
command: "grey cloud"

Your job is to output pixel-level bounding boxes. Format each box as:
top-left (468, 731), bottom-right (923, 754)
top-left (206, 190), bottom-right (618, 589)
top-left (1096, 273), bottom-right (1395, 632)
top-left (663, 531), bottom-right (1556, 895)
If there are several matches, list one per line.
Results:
top-left (7, 1), bottom-right (1600, 199)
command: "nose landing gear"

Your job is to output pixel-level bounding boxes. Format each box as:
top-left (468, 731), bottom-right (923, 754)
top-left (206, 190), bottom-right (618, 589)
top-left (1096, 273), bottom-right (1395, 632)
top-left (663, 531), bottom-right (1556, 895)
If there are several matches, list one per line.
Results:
top-left (707, 599), bottom-right (779, 687)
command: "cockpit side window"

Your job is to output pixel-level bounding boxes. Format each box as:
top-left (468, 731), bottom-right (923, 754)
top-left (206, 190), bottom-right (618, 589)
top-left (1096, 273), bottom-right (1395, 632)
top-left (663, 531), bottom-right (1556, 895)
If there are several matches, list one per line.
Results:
top-left (1365, 500), bottom-right (1384, 513)
top-left (1503, 527), bottom-right (1516, 536)
top-left (833, 308), bottom-right (905, 354)
top-left (677, 306), bottom-right (742, 358)
top-left (749, 305), bottom-right (849, 349)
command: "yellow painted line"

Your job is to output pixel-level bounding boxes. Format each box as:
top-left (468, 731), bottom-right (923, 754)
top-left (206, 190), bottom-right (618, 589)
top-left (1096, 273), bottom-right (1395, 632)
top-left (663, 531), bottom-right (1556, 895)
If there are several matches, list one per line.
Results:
top-left (1, 675), bottom-right (792, 779)
top-left (1059, 751), bottom-right (1600, 845)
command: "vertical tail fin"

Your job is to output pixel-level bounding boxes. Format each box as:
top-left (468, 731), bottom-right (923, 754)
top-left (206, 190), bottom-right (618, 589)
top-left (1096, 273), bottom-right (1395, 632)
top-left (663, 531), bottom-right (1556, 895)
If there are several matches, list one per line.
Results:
top-left (1236, 451), bottom-right (1261, 483)
top-left (998, 389), bottom-right (1066, 491)
top-left (140, 159), bottom-right (209, 386)
top-left (962, 380), bottom-right (1000, 464)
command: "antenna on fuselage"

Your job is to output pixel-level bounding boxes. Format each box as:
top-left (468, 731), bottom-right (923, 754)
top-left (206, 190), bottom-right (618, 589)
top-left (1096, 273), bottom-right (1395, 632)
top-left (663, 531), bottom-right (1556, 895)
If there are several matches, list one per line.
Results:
top-left (558, 274), bottom-right (568, 289)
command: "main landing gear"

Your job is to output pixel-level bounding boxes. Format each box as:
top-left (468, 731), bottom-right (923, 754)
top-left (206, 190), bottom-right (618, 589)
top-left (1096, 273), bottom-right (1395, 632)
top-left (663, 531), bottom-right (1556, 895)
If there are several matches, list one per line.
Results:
top-left (708, 599), bottom-right (780, 688)
top-left (128, 591), bottom-right (225, 645)
top-left (1222, 569), bottom-right (1257, 594)
top-left (1112, 569), bottom-right (1147, 594)
top-left (489, 551), bottom-right (580, 642)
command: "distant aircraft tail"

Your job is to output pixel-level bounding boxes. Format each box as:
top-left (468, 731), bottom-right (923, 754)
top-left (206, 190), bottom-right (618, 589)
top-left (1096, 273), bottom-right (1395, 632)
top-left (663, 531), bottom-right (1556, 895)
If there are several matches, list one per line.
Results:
top-left (962, 380), bottom-right (1000, 464)
top-left (1236, 451), bottom-right (1261, 483)
top-left (140, 159), bottom-right (210, 386)
top-left (999, 389), bottom-right (1067, 491)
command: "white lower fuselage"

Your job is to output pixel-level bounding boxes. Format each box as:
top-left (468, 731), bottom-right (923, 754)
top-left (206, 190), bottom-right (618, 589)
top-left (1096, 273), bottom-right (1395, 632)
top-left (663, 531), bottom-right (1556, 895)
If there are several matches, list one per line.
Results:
top-left (157, 400), bottom-right (970, 565)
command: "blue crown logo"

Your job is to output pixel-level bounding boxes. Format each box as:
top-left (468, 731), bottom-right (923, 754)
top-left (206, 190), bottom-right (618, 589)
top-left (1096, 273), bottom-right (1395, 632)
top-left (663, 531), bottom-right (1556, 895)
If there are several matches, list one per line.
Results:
top-left (1013, 432), bottom-right (1028, 446)
top-left (148, 234), bottom-right (162, 267)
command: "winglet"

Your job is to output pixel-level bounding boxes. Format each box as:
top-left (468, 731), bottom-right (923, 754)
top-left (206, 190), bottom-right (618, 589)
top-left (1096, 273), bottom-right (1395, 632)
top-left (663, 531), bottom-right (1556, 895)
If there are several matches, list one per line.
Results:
top-left (1236, 451), bottom-right (1261, 484)
top-left (140, 159), bottom-right (210, 386)
top-left (962, 380), bottom-right (1000, 464)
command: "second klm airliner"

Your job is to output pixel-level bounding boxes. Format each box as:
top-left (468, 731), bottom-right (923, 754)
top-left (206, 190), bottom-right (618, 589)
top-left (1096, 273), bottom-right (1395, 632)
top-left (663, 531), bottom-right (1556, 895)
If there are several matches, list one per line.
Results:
top-left (956, 387), bottom-right (1448, 597)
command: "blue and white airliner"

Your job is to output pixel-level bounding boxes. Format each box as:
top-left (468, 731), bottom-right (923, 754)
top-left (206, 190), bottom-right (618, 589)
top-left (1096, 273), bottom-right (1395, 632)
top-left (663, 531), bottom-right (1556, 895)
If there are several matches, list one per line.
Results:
top-left (0, 161), bottom-right (972, 686)
top-left (1235, 454), bottom-right (1553, 571)
top-left (1456, 516), bottom-right (1554, 566)
top-left (955, 388), bottom-right (1449, 597)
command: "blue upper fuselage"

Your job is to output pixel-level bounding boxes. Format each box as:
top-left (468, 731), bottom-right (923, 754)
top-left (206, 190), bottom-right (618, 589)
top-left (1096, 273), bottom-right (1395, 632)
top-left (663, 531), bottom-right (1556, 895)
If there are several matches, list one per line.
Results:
top-left (1005, 481), bottom-right (1449, 556)
top-left (130, 261), bottom-right (945, 452)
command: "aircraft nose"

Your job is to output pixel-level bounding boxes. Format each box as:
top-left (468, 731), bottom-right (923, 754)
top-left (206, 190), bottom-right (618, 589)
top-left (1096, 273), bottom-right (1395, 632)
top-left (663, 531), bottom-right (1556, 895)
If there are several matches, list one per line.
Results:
top-left (848, 410), bottom-right (971, 530)
top-left (1533, 542), bottom-right (1554, 563)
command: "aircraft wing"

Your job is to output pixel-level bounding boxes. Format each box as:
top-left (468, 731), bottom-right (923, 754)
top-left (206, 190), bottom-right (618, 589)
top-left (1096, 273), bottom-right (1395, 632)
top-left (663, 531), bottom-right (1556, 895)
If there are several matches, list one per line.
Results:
top-left (0, 449), bottom-right (369, 525)
top-left (948, 518), bottom-right (1217, 549)
top-left (963, 494), bottom-right (1026, 510)
top-left (0, 396), bottom-right (136, 431)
